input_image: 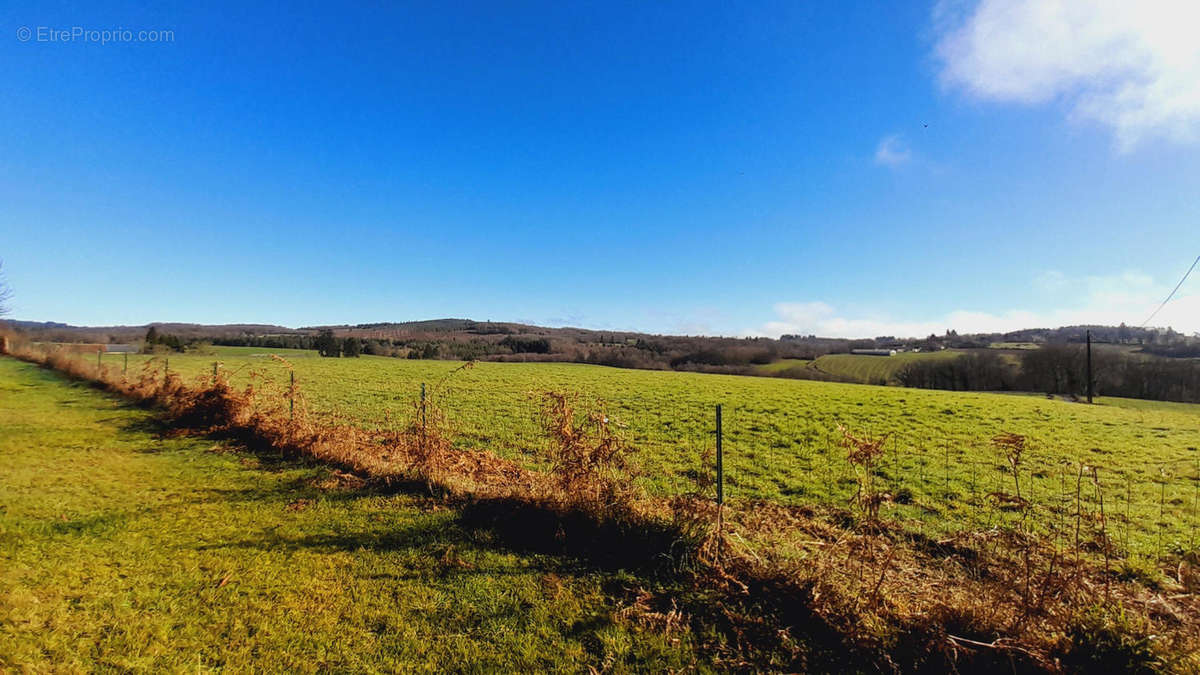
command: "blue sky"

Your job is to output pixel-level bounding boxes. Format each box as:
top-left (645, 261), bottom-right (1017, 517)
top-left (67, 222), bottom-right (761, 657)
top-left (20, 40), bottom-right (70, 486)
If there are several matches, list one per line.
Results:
top-left (2, 1), bottom-right (1198, 337)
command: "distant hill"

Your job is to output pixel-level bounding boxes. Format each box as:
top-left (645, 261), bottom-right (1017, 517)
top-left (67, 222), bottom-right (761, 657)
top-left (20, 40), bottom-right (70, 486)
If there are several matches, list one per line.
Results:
top-left (5, 320), bottom-right (301, 343)
top-left (7, 315), bottom-right (1200, 403)
top-left (6, 317), bottom-right (1198, 367)
top-left (6, 317), bottom-right (1195, 350)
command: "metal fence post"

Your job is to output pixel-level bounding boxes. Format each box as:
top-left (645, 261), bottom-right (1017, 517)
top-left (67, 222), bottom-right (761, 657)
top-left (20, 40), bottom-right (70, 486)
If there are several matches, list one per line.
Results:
top-left (716, 404), bottom-right (723, 506)
top-left (420, 382), bottom-right (428, 456)
top-left (944, 442), bottom-right (950, 497)
top-left (715, 403), bottom-right (725, 563)
top-left (289, 370), bottom-right (295, 420)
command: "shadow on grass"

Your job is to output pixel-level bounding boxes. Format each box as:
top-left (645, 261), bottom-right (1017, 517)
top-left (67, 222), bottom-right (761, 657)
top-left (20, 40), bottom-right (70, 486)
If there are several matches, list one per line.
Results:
top-left (141, 430), bottom-right (929, 671)
top-left (458, 497), bottom-right (692, 576)
top-left (19, 361), bottom-right (1045, 673)
top-left (49, 511), bottom-right (132, 537)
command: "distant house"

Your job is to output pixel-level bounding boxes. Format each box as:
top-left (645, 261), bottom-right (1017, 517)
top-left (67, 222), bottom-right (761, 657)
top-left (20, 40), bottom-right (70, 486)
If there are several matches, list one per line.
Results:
top-left (103, 344), bottom-right (138, 353)
top-left (851, 348), bottom-right (897, 356)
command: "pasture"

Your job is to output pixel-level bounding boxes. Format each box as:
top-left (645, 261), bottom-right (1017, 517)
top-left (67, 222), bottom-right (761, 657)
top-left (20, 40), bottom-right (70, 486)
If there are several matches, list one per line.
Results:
top-left (0, 357), bottom-right (704, 671)
top-left (753, 357), bottom-right (811, 374)
top-left (89, 347), bottom-right (1200, 559)
top-left (809, 350), bottom-right (963, 384)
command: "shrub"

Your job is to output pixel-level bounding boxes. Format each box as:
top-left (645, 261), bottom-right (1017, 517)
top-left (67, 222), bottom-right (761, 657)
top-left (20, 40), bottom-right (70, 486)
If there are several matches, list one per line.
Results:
top-left (315, 330), bottom-right (341, 358)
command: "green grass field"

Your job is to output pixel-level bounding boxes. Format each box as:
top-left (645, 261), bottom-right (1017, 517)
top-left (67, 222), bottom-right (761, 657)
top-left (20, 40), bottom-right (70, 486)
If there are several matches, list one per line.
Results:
top-left (756, 351), bottom-right (964, 384)
top-left (85, 347), bottom-right (1200, 558)
top-left (0, 357), bottom-right (707, 671)
top-left (809, 350), bottom-right (963, 384)
top-left (989, 342), bottom-right (1040, 350)
top-left (753, 358), bottom-right (811, 374)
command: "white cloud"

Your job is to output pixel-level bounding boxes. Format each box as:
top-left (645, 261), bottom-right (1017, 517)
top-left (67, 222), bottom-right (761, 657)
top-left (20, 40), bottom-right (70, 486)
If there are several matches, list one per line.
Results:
top-left (873, 134), bottom-right (912, 166)
top-left (757, 270), bottom-right (1200, 338)
top-left (935, 0), bottom-right (1200, 150)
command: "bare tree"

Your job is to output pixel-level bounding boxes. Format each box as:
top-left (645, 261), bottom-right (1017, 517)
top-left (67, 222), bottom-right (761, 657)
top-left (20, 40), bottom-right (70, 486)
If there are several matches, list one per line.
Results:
top-left (0, 260), bottom-right (11, 317)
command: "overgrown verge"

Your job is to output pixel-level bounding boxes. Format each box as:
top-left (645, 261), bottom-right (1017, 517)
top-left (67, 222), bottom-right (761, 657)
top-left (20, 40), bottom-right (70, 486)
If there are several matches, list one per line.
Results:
top-left (5, 340), bottom-right (1198, 672)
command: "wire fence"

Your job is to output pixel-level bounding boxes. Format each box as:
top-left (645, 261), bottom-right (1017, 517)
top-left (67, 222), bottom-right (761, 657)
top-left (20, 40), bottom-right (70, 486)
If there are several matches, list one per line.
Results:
top-left (84, 349), bottom-right (1200, 563)
top-left (354, 372), bottom-right (1200, 565)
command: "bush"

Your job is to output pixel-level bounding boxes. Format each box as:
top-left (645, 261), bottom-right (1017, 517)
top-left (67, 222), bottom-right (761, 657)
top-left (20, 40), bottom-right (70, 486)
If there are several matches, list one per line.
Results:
top-left (407, 343), bottom-right (440, 359)
top-left (315, 330), bottom-right (341, 358)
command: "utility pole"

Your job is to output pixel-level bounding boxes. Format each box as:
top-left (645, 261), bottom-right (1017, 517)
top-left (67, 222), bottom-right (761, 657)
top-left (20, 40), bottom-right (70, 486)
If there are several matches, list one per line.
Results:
top-left (1086, 329), bottom-right (1094, 404)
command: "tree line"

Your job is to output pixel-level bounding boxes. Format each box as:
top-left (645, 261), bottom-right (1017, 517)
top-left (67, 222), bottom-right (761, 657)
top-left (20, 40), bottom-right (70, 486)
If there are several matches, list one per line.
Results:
top-left (895, 344), bottom-right (1200, 403)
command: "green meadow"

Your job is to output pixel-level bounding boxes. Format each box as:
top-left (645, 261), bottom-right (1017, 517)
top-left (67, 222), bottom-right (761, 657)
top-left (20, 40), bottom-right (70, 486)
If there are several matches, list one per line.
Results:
top-left (809, 350), bottom-right (964, 384)
top-left (755, 350), bottom-right (964, 384)
top-left (753, 357), bottom-right (812, 374)
top-left (0, 357), bottom-right (706, 671)
top-left (90, 347), bottom-right (1200, 557)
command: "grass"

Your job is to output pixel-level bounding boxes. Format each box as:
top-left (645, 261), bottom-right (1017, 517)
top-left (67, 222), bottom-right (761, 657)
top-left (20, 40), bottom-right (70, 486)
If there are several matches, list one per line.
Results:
top-left (86, 347), bottom-right (1200, 560)
top-left (753, 357), bottom-right (811, 373)
top-left (989, 342), bottom-right (1041, 350)
top-left (0, 357), bottom-right (707, 671)
top-left (10, 348), bottom-right (1200, 670)
top-left (809, 350), bottom-right (964, 384)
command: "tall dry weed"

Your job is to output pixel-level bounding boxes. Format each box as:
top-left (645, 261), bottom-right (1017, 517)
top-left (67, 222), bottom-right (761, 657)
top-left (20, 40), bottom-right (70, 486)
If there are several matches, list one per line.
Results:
top-left (838, 424), bottom-right (890, 522)
top-left (536, 391), bottom-right (637, 512)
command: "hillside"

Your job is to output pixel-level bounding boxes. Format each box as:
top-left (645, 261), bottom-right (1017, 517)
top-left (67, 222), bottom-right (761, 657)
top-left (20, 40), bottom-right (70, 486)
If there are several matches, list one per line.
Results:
top-left (807, 351), bottom-right (963, 384)
top-left (11, 318), bottom-right (1195, 354)
top-left (12, 317), bottom-right (1200, 404)
top-left (7, 320), bottom-right (301, 343)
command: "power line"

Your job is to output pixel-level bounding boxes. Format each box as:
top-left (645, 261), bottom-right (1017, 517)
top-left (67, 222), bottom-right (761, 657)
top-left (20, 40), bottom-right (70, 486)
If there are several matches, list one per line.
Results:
top-left (1140, 254), bottom-right (1200, 328)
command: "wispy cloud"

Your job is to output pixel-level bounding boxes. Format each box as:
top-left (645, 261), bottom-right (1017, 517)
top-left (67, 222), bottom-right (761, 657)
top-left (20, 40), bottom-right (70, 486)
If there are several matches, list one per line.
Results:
top-left (934, 0), bottom-right (1200, 150)
top-left (755, 271), bottom-right (1200, 338)
top-left (873, 134), bottom-right (912, 166)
